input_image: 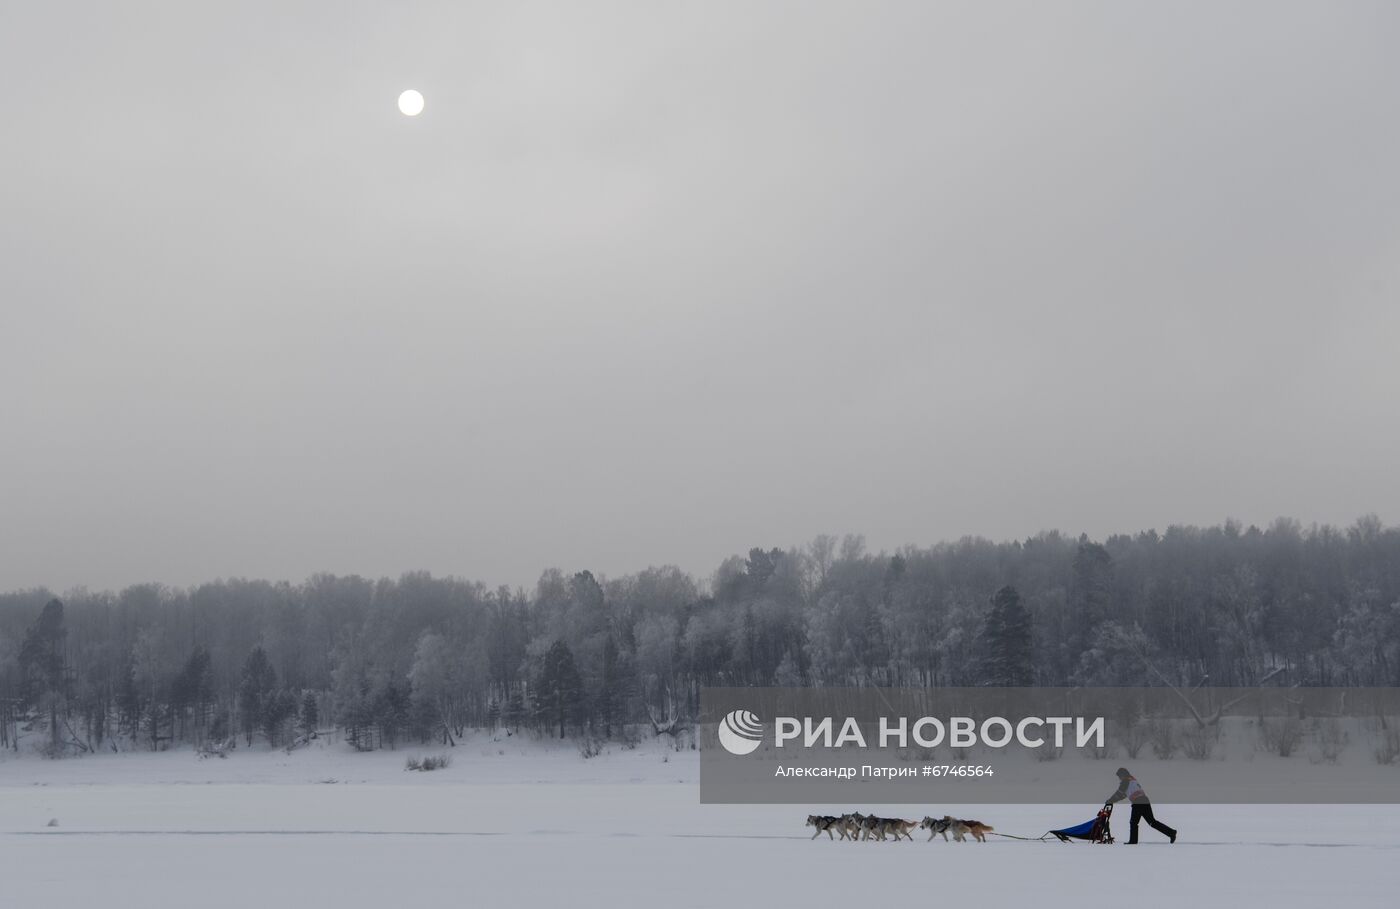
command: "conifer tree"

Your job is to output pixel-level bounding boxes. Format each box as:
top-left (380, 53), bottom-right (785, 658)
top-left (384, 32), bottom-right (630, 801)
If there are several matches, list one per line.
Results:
top-left (536, 640), bottom-right (583, 739)
top-left (238, 647), bottom-right (277, 745)
top-left (300, 691), bottom-right (319, 736)
top-left (982, 585), bottom-right (1034, 686)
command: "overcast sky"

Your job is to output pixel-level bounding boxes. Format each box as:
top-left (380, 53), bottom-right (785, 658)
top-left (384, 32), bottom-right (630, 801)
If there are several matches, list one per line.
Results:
top-left (2, 0), bottom-right (1398, 594)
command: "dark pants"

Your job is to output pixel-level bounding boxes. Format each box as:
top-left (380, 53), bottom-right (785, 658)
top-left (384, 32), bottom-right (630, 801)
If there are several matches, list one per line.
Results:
top-left (1128, 802), bottom-right (1175, 844)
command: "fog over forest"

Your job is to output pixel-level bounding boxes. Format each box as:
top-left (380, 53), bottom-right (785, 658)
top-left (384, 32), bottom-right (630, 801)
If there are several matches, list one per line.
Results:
top-left (3, 516), bottom-right (1398, 755)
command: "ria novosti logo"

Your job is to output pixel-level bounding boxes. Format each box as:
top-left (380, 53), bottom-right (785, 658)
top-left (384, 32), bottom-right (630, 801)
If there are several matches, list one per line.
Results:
top-left (717, 709), bottom-right (764, 755)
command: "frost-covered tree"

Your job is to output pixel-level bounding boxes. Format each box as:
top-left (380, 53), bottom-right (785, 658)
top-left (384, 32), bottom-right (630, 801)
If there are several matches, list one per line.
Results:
top-left (299, 691), bottom-right (319, 736)
top-left (409, 632), bottom-right (461, 746)
top-left (19, 599), bottom-right (69, 756)
top-left (171, 646), bottom-right (213, 745)
top-left (262, 689), bottom-right (296, 747)
top-left (238, 647), bottom-right (277, 746)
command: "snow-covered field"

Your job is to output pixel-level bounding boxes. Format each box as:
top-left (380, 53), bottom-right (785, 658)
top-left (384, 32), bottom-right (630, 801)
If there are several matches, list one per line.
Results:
top-left (2, 735), bottom-right (1397, 908)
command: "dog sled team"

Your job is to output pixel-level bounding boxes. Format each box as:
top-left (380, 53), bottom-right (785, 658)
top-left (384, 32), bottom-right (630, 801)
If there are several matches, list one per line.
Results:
top-left (804, 768), bottom-right (1177, 846)
top-left (806, 812), bottom-right (993, 843)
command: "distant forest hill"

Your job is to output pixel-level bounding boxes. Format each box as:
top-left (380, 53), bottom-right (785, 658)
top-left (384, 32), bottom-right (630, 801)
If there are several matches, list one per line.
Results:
top-left (2, 516), bottom-right (1398, 756)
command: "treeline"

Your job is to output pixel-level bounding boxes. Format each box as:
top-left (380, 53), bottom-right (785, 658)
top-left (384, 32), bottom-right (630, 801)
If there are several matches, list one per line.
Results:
top-left (1, 516), bottom-right (1398, 756)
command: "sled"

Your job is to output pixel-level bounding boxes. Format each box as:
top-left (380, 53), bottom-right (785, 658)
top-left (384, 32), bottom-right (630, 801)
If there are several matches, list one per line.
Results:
top-left (1048, 803), bottom-right (1114, 844)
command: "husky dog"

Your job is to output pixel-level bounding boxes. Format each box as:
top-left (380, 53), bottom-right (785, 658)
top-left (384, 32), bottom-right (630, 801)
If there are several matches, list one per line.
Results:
top-left (861, 816), bottom-right (914, 842)
top-left (939, 815), bottom-right (994, 843)
top-left (840, 813), bottom-right (863, 841)
top-left (856, 812), bottom-right (901, 840)
top-left (920, 815), bottom-right (953, 842)
top-left (960, 818), bottom-right (994, 843)
top-left (806, 815), bottom-right (844, 840)
top-left (881, 818), bottom-right (917, 841)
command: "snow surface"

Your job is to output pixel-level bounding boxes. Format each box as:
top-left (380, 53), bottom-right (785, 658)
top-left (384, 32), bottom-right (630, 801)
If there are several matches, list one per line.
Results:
top-left (2, 733), bottom-right (1398, 908)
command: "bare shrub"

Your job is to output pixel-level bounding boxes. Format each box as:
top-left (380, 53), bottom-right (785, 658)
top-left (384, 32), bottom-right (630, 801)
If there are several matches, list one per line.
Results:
top-left (405, 753), bottom-right (452, 772)
top-left (618, 725), bottom-right (641, 750)
top-left (1374, 729), bottom-right (1400, 765)
top-left (1260, 717), bottom-right (1304, 757)
top-left (1148, 719), bottom-right (1177, 759)
top-left (577, 736), bottom-right (603, 760)
top-left (1181, 724), bottom-right (1217, 761)
top-left (1310, 718), bottom-right (1347, 764)
top-left (1121, 721), bottom-right (1150, 759)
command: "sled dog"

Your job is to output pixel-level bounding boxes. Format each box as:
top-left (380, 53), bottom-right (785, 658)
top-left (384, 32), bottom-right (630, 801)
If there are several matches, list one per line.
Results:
top-left (806, 815), bottom-right (845, 840)
top-left (941, 815), bottom-right (970, 842)
top-left (954, 817), bottom-right (994, 842)
top-left (881, 818), bottom-right (917, 841)
top-left (920, 816), bottom-right (953, 841)
top-left (859, 814), bottom-right (886, 841)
